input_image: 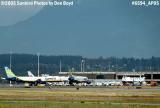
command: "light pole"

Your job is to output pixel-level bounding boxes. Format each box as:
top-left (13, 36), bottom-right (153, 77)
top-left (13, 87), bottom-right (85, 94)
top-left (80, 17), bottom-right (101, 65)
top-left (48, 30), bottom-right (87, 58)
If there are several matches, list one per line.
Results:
top-left (115, 57), bottom-right (118, 80)
top-left (37, 53), bottom-right (40, 77)
top-left (81, 60), bottom-right (83, 72)
top-left (150, 66), bottom-right (153, 80)
top-left (108, 62), bottom-right (111, 72)
top-left (9, 52), bottom-right (12, 70)
top-left (9, 51), bottom-right (12, 86)
top-left (83, 60), bottom-right (85, 72)
top-left (81, 59), bottom-right (84, 72)
top-left (59, 59), bottom-right (62, 72)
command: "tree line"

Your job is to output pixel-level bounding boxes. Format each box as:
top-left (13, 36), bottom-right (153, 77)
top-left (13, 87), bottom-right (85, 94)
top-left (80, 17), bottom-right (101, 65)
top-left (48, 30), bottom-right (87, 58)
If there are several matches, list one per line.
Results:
top-left (0, 54), bottom-right (159, 76)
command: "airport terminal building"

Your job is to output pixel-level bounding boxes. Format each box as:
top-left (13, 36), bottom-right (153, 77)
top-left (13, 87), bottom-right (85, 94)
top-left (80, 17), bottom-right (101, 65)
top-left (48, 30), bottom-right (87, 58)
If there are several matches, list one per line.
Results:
top-left (59, 71), bottom-right (160, 83)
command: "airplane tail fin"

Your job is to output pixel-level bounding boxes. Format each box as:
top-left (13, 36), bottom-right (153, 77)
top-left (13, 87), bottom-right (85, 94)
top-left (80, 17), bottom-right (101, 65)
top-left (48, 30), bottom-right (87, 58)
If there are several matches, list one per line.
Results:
top-left (4, 67), bottom-right (16, 78)
top-left (28, 71), bottom-right (35, 77)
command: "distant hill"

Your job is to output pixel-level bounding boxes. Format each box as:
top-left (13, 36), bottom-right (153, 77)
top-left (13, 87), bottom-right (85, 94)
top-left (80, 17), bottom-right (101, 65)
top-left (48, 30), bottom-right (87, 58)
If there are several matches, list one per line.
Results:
top-left (0, 0), bottom-right (159, 57)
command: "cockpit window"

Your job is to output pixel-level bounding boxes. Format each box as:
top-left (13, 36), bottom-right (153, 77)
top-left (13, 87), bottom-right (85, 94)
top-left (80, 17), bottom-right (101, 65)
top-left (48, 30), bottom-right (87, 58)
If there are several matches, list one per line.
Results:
top-left (84, 78), bottom-right (88, 81)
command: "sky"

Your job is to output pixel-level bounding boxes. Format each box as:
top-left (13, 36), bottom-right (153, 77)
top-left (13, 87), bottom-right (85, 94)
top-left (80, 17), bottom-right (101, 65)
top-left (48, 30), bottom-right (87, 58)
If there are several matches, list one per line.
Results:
top-left (0, 0), bottom-right (160, 58)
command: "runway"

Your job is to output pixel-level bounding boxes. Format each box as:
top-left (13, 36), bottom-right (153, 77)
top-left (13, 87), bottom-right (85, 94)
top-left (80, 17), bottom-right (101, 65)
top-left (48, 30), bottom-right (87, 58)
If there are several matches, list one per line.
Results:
top-left (0, 86), bottom-right (159, 108)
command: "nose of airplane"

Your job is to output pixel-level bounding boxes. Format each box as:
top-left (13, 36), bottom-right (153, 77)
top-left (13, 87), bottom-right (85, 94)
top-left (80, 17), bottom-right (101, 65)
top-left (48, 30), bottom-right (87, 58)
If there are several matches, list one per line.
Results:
top-left (87, 80), bottom-right (91, 84)
top-left (68, 76), bottom-right (74, 81)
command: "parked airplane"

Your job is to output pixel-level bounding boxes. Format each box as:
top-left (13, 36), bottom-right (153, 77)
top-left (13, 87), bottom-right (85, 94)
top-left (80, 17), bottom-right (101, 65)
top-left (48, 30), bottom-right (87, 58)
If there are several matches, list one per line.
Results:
top-left (27, 71), bottom-right (90, 86)
top-left (27, 71), bottom-right (69, 82)
top-left (68, 75), bottom-right (91, 85)
top-left (4, 67), bottom-right (66, 86)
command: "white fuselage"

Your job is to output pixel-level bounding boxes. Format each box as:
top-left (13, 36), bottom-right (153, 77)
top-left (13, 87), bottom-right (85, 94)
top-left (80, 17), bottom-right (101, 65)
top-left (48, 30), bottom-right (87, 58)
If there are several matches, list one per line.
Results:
top-left (72, 76), bottom-right (88, 82)
top-left (17, 76), bottom-right (69, 82)
top-left (122, 77), bottom-right (145, 82)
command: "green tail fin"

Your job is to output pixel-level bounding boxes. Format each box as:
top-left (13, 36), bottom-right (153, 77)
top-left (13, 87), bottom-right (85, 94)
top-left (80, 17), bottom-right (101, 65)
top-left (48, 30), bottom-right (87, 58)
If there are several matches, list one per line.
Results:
top-left (4, 67), bottom-right (16, 78)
